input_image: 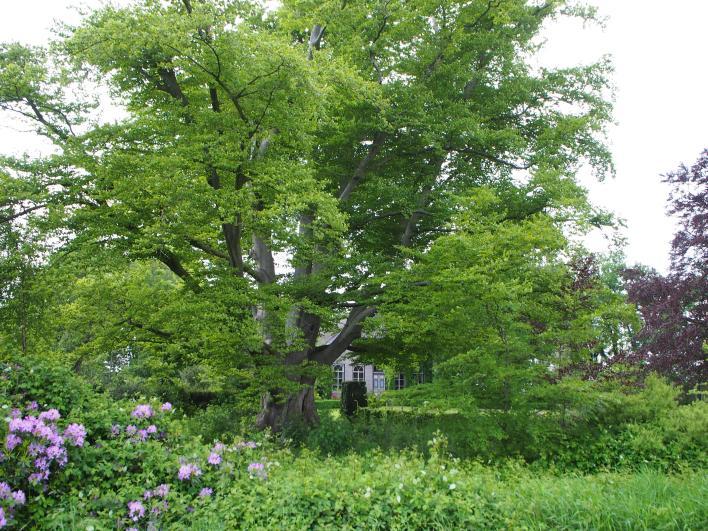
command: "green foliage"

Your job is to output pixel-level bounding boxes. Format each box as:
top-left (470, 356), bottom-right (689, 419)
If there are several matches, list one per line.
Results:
top-left (192, 459), bottom-right (707, 530)
top-left (302, 374), bottom-right (708, 473)
top-left (340, 381), bottom-right (368, 417)
top-left (0, 355), bottom-right (706, 529)
top-left (0, 0), bottom-right (623, 426)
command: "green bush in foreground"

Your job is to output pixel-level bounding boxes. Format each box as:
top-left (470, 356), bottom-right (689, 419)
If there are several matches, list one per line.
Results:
top-left (1, 355), bottom-right (706, 529)
top-left (192, 454), bottom-right (707, 530)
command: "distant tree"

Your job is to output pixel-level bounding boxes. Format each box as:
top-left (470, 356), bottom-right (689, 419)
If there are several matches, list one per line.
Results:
top-left (624, 150), bottom-right (707, 388)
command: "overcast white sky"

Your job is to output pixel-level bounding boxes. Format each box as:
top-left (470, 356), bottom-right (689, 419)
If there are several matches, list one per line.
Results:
top-left (1, 0), bottom-right (706, 273)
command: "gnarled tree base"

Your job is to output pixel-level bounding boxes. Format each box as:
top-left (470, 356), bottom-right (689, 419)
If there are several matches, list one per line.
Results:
top-left (256, 384), bottom-right (319, 432)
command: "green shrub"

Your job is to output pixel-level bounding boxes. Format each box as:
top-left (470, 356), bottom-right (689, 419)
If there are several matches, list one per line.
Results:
top-left (1, 355), bottom-right (706, 530)
top-left (341, 381), bottom-right (368, 417)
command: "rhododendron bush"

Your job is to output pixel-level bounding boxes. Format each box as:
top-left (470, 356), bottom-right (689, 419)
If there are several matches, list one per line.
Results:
top-left (0, 356), bottom-right (272, 528)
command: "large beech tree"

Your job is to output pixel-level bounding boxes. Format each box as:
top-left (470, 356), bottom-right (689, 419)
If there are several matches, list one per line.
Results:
top-left (0, 0), bottom-right (614, 430)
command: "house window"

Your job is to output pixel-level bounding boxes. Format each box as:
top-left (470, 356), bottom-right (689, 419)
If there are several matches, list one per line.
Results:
top-left (353, 365), bottom-right (365, 382)
top-left (333, 365), bottom-right (344, 390)
top-left (416, 370), bottom-right (425, 384)
top-left (373, 372), bottom-right (386, 392)
top-left (394, 373), bottom-right (405, 390)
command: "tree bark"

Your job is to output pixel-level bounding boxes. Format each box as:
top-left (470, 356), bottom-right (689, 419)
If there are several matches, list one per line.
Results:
top-left (255, 376), bottom-right (319, 432)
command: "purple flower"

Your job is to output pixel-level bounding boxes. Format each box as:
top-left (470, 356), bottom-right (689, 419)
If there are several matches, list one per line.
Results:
top-left (34, 457), bottom-right (49, 471)
top-left (38, 409), bottom-right (60, 422)
top-left (143, 489), bottom-right (153, 500)
top-left (207, 452), bottom-right (222, 466)
top-left (28, 442), bottom-right (45, 456)
top-left (199, 487), bottom-right (213, 498)
top-left (28, 472), bottom-right (47, 484)
top-left (47, 432), bottom-right (63, 446)
top-left (27, 401), bottom-right (38, 410)
top-left (125, 425), bottom-right (137, 436)
top-left (248, 462), bottom-right (267, 479)
top-left (131, 404), bottom-right (154, 419)
top-left (161, 402), bottom-right (173, 412)
top-left (111, 424), bottom-right (121, 436)
top-left (64, 423), bottom-right (86, 447)
top-left (12, 490), bottom-right (25, 505)
top-left (0, 482), bottom-right (10, 498)
top-left (127, 500), bottom-right (145, 521)
top-left (137, 429), bottom-right (148, 442)
top-left (46, 445), bottom-right (64, 460)
top-left (0, 507), bottom-right (6, 527)
top-left (237, 440), bottom-right (258, 450)
top-left (248, 462), bottom-right (265, 472)
top-left (5, 434), bottom-right (22, 451)
top-left (177, 463), bottom-right (201, 481)
top-left (212, 442), bottom-right (226, 453)
top-left (146, 424), bottom-right (157, 434)
top-left (8, 417), bottom-right (30, 433)
top-left (154, 484), bottom-right (170, 498)
top-left (10, 408), bottom-right (21, 419)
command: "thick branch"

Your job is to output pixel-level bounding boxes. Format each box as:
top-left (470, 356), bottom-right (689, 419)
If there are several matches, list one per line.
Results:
top-left (401, 184), bottom-right (434, 246)
top-left (307, 25), bottom-right (325, 61)
top-left (154, 248), bottom-right (201, 293)
top-left (310, 306), bottom-right (376, 365)
top-left (156, 67), bottom-right (189, 106)
top-left (338, 132), bottom-right (387, 202)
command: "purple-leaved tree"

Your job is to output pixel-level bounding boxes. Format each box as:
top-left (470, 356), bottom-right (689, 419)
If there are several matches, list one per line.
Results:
top-left (624, 150), bottom-right (707, 388)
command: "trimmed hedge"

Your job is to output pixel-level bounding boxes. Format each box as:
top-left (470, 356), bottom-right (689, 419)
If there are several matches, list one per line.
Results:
top-left (341, 381), bottom-right (368, 417)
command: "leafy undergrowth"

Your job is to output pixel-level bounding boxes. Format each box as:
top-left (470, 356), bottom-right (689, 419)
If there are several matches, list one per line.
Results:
top-left (1, 357), bottom-right (706, 529)
top-left (192, 459), bottom-right (707, 530)
top-left (309, 378), bottom-right (708, 473)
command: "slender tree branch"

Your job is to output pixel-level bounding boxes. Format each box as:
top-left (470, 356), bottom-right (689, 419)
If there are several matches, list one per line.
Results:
top-left (0, 203), bottom-right (47, 224)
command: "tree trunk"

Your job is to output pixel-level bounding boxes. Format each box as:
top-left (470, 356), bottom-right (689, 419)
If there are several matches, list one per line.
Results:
top-left (255, 378), bottom-right (319, 432)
